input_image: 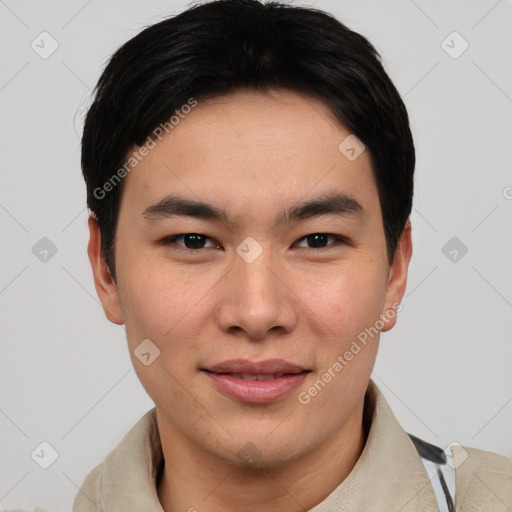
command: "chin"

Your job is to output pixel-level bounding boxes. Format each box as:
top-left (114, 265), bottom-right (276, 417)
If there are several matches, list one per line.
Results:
top-left (210, 434), bottom-right (309, 470)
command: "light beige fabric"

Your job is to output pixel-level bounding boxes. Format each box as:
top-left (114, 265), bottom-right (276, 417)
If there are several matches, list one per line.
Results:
top-left (73, 380), bottom-right (512, 511)
top-left (452, 443), bottom-right (512, 511)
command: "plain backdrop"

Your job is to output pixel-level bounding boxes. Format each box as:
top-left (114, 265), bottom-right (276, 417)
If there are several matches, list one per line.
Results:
top-left (1, 0), bottom-right (511, 510)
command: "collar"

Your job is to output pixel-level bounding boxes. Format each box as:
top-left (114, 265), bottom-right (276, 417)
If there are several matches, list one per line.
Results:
top-left (76, 379), bottom-right (440, 511)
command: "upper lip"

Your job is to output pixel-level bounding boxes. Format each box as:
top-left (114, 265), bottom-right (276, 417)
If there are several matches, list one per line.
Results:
top-left (202, 359), bottom-right (308, 374)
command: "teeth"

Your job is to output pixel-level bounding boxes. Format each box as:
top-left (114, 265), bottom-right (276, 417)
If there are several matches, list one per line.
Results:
top-left (228, 372), bottom-right (288, 381)
top-left (213, 371), bottom-right (305, 380)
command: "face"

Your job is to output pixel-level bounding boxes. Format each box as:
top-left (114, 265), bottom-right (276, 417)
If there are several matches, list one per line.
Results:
top-left (88, 89), bottom-right (412, 468)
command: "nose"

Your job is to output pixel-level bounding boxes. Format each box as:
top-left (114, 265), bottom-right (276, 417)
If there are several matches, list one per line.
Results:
top-left (215, 244), bottom-right (299, 341)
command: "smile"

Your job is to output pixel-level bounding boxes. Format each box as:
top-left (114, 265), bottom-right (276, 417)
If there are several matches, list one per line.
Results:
top-left (201, 359), bottom-right (311, 403)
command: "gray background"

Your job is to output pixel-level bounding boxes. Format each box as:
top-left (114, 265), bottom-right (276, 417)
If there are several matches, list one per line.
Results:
top-left (1, 0), bottom-right (511, 510)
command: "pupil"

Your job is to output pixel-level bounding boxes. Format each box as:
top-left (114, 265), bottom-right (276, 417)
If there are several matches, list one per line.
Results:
top-left (184, 234), bottom-right (205, 249)
top-left (308, 233), bottom-right (327, 248)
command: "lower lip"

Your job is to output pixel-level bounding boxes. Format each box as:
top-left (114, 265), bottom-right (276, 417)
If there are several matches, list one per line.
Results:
top-left (203, 371), bottom-right (309, 404)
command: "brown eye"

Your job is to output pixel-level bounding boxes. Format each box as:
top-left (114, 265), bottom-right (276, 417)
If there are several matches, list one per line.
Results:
top-left (295, 233), bottom-right (347, 249)
top-left (162, 233), bottom-right (221, 250)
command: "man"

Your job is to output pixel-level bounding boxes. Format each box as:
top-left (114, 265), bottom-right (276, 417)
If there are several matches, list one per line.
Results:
top-left (75, 0), bottom-right (512, 510)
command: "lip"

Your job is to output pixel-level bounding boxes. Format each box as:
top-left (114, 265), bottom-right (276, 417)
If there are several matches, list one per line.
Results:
top-left (205, 358), bottom-right (306, 374)
top-left (201, 359), bottom-right (310, 404)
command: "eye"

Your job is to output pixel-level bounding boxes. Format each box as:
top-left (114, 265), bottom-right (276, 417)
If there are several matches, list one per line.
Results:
top-left (294, 233), bottom-right (348, 249)
top-left (161, 233), bottom-right (221, 250)
top-left (160, 232), bottom-right (349, 251)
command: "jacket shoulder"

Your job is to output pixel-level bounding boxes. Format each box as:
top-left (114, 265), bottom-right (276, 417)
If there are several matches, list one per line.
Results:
top-left (72, 462), bottom-right (104, 512)
top-left (453, 444), bottom-right (512, 511)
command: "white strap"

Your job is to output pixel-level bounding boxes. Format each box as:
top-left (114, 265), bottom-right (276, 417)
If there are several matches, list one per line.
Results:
top-left (409, 434), bottom-right (456, 512)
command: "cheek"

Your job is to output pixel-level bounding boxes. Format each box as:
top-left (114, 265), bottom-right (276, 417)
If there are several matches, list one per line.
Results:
top-left (295, 259), bottom-right (388, 340)
top-left (295, 265), bottom-right (385, 420)
top-left (116, 249), bottom-right (218, 355)
top-left (117, 262), bottom-right (206, 402)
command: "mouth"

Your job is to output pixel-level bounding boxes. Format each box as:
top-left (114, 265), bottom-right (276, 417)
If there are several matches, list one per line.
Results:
top-left (202, 371), bottom-right (307, 381)
top-left (201, 359), bottom-right (311, 404)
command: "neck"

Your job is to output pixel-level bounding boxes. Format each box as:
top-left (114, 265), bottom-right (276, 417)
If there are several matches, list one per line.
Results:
top-left (156, 399), bottom-right (368, 512)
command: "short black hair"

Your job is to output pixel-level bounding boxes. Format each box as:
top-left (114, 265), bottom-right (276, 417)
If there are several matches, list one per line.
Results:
top-left (81, 0), bottom-right (415, 281)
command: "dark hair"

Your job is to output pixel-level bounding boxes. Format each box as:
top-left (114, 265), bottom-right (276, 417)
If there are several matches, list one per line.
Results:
top-left (82, 0), bottom-right (415, 281)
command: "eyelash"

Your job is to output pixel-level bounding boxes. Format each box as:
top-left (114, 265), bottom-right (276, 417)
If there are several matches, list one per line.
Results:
top-left (160, 233), bottom-right (350, 251)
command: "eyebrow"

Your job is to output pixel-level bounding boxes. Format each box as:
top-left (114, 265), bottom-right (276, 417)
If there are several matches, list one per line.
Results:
top-left (142, 191), bottom-right (366, 226)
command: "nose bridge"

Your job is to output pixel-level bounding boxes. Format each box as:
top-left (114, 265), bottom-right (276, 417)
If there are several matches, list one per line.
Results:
top-left (216, 239), bottom-right (297, 339)
top-left (237, 244), bottom-right (279, 305)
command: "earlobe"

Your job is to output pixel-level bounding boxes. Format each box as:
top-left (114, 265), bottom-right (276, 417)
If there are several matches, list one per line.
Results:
top-left (87, 214), bottom-right (124, 325)
top-left (381, 219), bottom-right (412, 333)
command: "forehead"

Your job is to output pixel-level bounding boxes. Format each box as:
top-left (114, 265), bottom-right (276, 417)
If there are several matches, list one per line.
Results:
top-left (119, 89), bottom-right (379, 225)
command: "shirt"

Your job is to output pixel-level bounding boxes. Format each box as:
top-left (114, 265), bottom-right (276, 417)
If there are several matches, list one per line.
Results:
top-left (72, 379), bottom-right (512, 511)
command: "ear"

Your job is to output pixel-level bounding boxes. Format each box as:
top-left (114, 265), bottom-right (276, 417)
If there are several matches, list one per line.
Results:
top-left (87, 214), bottom-right (124, 325)
top-left (380, 219), bottom-right (412, 332)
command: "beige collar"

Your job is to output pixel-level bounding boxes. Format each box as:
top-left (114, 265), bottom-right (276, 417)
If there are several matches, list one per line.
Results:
top-left (81, 379), bottom-right (439, 511)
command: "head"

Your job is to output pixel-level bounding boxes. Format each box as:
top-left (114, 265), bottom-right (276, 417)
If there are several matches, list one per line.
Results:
top-left (84, 0), bottom-right (414, 468)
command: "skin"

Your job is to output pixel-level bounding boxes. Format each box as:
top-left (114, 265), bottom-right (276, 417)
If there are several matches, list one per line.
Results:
top-left (88, 88), bottom-right (412, 511)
